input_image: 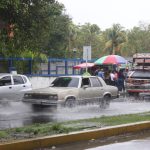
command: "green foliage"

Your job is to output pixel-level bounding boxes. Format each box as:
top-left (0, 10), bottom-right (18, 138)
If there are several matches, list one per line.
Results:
top-left (1, 1), bottom-right (150, 59)
top-left (0, 131), bottom-right (8, 138)
top-left (13, 123), bottom-right (71, 136)
top-left (126, 24), bottom-right (150, 56)
top-left (104, 24), bottom-right (127, 55)
top-left (51, 123), bottom-right (70, 133)
top-left (0, 0), bottom-right (71, 58)
top-left (72, 23), bottom-right (103, 58)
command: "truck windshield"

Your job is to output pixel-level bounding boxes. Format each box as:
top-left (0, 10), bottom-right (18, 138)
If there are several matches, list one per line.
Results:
top-left (132, 71), bottom-right (150, 79)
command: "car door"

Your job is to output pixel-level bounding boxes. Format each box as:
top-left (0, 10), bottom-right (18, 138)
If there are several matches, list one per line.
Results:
top-left (78, 77), bottom-right (94, 102)
top-left (89, 77), bottom-right (104, 101)
top-left (11, 75), bottom-right (26, 93)
top-left (0, 75), bottom-right (14, 95)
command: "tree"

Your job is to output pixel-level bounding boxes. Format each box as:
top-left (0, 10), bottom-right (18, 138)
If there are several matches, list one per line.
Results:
top-left (126, 24), bottom-right (150, 56)
top-left (0, 0), bottom-right (71, 58)
top-left (105, 24), bottom-right (127, 55)
top-left (74, 23), bottom-right (102, 58)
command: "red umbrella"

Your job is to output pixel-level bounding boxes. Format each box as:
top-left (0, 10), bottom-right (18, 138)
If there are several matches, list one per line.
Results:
top-left (73, 62), bottom-right (95, 69)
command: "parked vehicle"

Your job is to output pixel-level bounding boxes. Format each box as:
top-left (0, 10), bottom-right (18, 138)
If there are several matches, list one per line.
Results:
top-left (126, 70), bottom-right (150, 95)
top-left (126, 53), bottom-right (150, 96)
top-left (22, 75), bottom-right (119, 108)
top-left (0, 73), bottom-right (32, 100)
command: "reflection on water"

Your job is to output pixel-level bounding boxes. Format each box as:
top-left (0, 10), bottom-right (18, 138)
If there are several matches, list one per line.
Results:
top-left (31, 105), bottom-right (57, 112)
top-left (0, 101), bottom-right (58, 129)
top-left (23, 105), bottom-right (58, 126)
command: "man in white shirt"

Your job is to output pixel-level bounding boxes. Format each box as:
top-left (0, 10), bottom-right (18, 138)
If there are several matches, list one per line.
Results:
top-left (110, 71), bottom-right (115, 86)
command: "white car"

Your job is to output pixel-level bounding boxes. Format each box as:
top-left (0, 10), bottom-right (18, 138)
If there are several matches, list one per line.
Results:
top-left (0, 73), bottom-right (32, 100)
top-left (23, 75), bottom-right (119, 108)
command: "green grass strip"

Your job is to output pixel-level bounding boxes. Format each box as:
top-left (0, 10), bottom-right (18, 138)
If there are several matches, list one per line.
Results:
top-left (0, 111), bottom-right (150, 142)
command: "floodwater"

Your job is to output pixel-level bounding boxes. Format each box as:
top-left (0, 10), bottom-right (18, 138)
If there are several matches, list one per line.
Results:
top-left (86, 136), bottom-right (150, 150)
top-left (0, 97), bottom-right (150, 129)
top-left (37, 128), bottom-right (150, 150)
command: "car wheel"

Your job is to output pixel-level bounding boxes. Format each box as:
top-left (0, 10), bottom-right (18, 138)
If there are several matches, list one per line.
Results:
top-left (100, 95), bottom-right (110, 109)
top-left (65, 97), bottom-right (76, 108)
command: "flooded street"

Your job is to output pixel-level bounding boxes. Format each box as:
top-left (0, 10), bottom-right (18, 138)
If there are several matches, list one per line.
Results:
top-left (0, 97), bottom-right (150, 129)
top-left (38, 136), bottom-right (150, 150)
top-left (87, 138), bottom-right (150, 150)
top-left (86, 136), bottom-right (150, 150)
top-left (50, 129), bottom-right (150, 150)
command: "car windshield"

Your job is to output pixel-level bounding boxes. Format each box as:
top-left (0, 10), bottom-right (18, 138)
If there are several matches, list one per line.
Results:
top-left (131, 71), bottom-right (150, 79)
top-left (51, 77), bottom-right (79, 87)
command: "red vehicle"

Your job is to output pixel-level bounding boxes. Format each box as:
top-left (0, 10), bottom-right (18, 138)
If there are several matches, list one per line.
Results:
top-left (126, 53), bottom-right (150, 96)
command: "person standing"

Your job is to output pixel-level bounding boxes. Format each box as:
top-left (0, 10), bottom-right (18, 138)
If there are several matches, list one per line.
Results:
top-left (109, 70), bottom-right (116, 86)
top-left (114, 70), bottom-right (118, 86)
top-left (104, 70), bottom-right (110, 85)
top-left (94, 68), bottom-right (99, 76)
top-left (98, 69), bottom-right (105, 79)
top-left (117, 69), bottom-right (125, 91)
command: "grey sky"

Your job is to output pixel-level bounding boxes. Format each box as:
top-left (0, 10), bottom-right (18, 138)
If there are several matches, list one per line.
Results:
top-left (57, 0), bottom-right (150, 30)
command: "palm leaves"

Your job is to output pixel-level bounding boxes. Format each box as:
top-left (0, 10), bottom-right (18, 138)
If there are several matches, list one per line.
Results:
top-left (105, 24), bottom-right (127, 55)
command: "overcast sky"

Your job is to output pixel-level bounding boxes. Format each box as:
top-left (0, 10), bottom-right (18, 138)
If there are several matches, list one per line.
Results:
top-left (57, 0), bottom-right (150, 30)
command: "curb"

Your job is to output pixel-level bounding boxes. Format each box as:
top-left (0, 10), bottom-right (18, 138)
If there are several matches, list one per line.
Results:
top-left (0, 121), bottom-right (150, 150)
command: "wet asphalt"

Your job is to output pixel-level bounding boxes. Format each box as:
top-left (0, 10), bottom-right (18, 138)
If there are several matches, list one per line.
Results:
top-left (0, 96), bottom-right (150, 129)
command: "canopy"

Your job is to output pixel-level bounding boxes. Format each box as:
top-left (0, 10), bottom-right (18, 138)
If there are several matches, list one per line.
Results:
top-left (94, 55), bottom-right (127, 65)
top-left (73, 62), bottom-right (95, 69)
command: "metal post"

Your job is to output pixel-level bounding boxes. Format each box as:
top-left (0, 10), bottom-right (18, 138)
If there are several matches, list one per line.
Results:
top-left (28, 59), bottom-right (32, 74)
top-left (48, 60), bottom-right (50, 75)
top-left (86, 48), bottom-right (88, 73)
top-left (8, 58), bottom-right (13, 73)
top-left (65, 59), bottom-right (68, 75)
top-left (73, 48), bottom-right (77, 75)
